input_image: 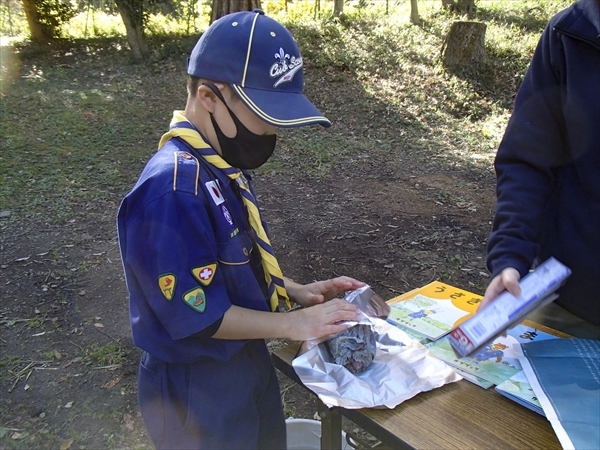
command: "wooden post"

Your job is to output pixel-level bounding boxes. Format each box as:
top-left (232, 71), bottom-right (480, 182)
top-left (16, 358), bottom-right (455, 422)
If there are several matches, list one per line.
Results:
top-left (442, 21), bottom-right (487, 67)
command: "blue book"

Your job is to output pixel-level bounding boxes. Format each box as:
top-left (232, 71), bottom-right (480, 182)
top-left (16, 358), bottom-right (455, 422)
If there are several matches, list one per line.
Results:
top-left (516, 338), bottom-right (600, 450)
top-left (495, 371), bottom-right (544, 415)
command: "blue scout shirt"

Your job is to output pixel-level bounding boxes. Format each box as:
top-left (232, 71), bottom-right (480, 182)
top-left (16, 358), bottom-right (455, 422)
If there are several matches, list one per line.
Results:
top-left (118, 138), bottom-right (272, 363)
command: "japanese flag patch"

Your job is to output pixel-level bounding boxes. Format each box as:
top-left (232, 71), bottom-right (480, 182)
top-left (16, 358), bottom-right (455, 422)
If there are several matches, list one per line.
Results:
top-left (192, 263), bottom-right (217, 286)
top-left (205, 180), bottom-right (224, 205)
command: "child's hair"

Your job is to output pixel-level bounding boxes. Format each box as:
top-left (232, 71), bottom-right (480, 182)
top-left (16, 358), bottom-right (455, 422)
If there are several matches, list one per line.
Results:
top-left (187, 76), bottom-right (202, 97)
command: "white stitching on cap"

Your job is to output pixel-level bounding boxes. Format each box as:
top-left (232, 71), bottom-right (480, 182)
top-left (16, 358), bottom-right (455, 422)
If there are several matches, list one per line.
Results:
top-left (242, 14), bottom-right (260, 87)
top-left (231, 85), bottom-right (331, 126)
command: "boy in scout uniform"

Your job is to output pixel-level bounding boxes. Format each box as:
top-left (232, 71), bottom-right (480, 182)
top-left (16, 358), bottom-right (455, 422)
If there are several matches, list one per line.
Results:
top-left (117, 10), bottom-right (363, 449)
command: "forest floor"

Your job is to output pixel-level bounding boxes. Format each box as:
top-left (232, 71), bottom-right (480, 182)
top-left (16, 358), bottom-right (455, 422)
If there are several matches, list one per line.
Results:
top-left (0, 4), bottom-right (550, 447)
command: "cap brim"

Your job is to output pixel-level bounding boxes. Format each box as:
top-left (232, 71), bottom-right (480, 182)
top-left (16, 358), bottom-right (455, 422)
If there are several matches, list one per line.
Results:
top-left (231, 85), bottom-right (331, 128)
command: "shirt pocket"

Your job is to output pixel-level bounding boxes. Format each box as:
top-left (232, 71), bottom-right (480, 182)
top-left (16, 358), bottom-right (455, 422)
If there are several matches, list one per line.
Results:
top-left (216, 231), bottom-right (268, 311)
top-left (217, 230), bottom-right (252, 266)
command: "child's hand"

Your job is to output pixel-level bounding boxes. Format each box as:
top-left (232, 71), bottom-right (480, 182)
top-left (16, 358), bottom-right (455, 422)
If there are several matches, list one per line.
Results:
top-left (289, 276), bottom-right (365, 308)
top-left (286, 298), bottom-right (360, 341)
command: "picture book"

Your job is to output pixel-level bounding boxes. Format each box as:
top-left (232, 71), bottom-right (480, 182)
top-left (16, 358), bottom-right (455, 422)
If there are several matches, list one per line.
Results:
top-left (392, 324), bottom-right (429, 344)
top-left (447, 257), bottom-right (570, 357)
top-left (386, 281), bottom-right (482, 341)
top-left (495, 371), bottom-right (544, 416)
top-left (425, 322), bottom-right (559, 386)
top-left (453, 367), bottom-right (494, 389)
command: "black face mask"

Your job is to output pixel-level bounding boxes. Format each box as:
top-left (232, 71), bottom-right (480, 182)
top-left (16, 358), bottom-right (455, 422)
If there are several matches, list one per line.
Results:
top-left (204, 83), bottom-right (276, 170)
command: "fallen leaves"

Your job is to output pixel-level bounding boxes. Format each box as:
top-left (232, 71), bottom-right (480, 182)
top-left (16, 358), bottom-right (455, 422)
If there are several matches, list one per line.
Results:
top-left (60, 438), bottom-right (74, 450)
top-left (102, 377), bottom-right (121, 389)
top-left (123, 413), bottom-right (134, 431)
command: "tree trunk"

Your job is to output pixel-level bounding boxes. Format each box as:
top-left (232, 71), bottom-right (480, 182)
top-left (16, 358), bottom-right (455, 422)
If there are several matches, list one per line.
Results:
top-left (21, 0), bottom-right (51, 42)
top-left (333, 0), bottom-right (343, 17)
top-left (410, 0), bottom-right (421, 25)
top-left (211, 0), bottom-right (261, 24)
top-left (441, 0), bottom-right (476, 18)
top-left (458, 0), bottom-right (476, 17)
top-left (442, 21), bottom-right (486, 67)
top-left (441, 0), bottom-right (454, 9)
top-left (115, 0), bottom-right (148, 62)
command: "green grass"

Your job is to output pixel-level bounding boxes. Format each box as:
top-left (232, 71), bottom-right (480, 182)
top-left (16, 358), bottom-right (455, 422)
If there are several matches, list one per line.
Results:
top-left (84, 342), bottom-right (127, 366)
top-left (0, 0), bottom-right (571, 224)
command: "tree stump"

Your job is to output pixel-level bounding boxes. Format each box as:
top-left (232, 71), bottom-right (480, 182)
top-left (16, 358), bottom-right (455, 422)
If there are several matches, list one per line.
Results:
top-left (442, 21), bottom-right (487, 67)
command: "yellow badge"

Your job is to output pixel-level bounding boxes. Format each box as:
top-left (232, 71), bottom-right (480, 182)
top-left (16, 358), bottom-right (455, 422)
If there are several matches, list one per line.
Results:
top-left (158, 274), bottom-right (177, 301)
top-left (192, 263), bottom-right (217, 286)
top-left (183, 287), bottom-right (206, 313)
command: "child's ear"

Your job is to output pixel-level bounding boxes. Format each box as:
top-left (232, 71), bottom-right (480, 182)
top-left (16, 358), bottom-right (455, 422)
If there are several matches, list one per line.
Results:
top-left (196, 84), bottom-right (219, 113)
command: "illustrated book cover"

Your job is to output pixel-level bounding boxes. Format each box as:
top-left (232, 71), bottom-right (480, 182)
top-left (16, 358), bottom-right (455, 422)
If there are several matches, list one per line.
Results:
top-left (495, 370), bottom-right (544, 415)
top-left (426, 322), bottom-right (559, 386)
top-left (386, 281), bottom-right (482, 341)
top-left (453, 367), bottom-right (494, 389)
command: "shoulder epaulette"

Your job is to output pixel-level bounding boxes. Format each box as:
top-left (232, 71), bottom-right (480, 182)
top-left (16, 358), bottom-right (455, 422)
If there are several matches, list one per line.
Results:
top-left (172, 150), bottom-right (200, 195)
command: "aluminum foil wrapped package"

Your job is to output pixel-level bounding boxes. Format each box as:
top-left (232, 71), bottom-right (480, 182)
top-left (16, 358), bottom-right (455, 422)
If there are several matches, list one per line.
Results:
top-left (343, 285), bottom-right (390, 320)
top-left (293, 287), bottom-right (462, 409)
top-left (326, 324), bottom-right (377, 375)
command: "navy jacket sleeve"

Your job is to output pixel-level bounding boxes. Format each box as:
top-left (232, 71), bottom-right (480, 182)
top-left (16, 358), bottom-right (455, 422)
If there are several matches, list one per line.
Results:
top-left (486, 17), bottom-right (568, 278)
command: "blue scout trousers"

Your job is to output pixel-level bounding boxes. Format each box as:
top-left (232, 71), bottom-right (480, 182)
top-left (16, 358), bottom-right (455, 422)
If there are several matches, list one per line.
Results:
top-left (137, 339), bottom-right (287, 449)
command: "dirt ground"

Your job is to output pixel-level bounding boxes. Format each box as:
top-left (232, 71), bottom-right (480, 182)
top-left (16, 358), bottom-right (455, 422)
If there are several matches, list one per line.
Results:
top-left (0, 149), bottom-right (497, 448)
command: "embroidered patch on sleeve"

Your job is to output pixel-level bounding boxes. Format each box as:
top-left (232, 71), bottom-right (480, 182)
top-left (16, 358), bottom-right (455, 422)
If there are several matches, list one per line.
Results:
top-left (191, 263), bottom-right (217, 286)
top-left (158, 274), bottom-right (177, 300)
top-left (183, 287), bottom-right (206, 313)
top-left (205, 180), bottom-right (224, 205)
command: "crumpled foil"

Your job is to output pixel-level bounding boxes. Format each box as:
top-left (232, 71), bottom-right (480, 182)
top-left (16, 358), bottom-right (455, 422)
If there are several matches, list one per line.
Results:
top-left (293, 290), bottom-right (462, 409)
top-left (343, 285), bottom-right (390, 320)
top-left (326, 324), bottom-right (377, 374)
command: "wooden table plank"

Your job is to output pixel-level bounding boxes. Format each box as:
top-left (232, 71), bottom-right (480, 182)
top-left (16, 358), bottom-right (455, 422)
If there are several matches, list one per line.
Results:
top-left (272, 341), bottom-right (562, 450)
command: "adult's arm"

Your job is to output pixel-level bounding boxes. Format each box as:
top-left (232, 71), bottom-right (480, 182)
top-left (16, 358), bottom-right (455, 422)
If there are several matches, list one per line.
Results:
top-left (486, 19), bottom-right (567, 280)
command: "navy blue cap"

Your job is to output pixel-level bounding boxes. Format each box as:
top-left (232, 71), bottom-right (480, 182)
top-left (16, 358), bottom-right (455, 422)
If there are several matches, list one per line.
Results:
top-left (187, 10), bottom-right (331, 128)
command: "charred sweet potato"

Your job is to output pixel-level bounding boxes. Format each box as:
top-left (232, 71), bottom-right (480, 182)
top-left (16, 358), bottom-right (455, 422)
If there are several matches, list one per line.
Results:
top-left (325, 324), bottom-right (376, 374)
